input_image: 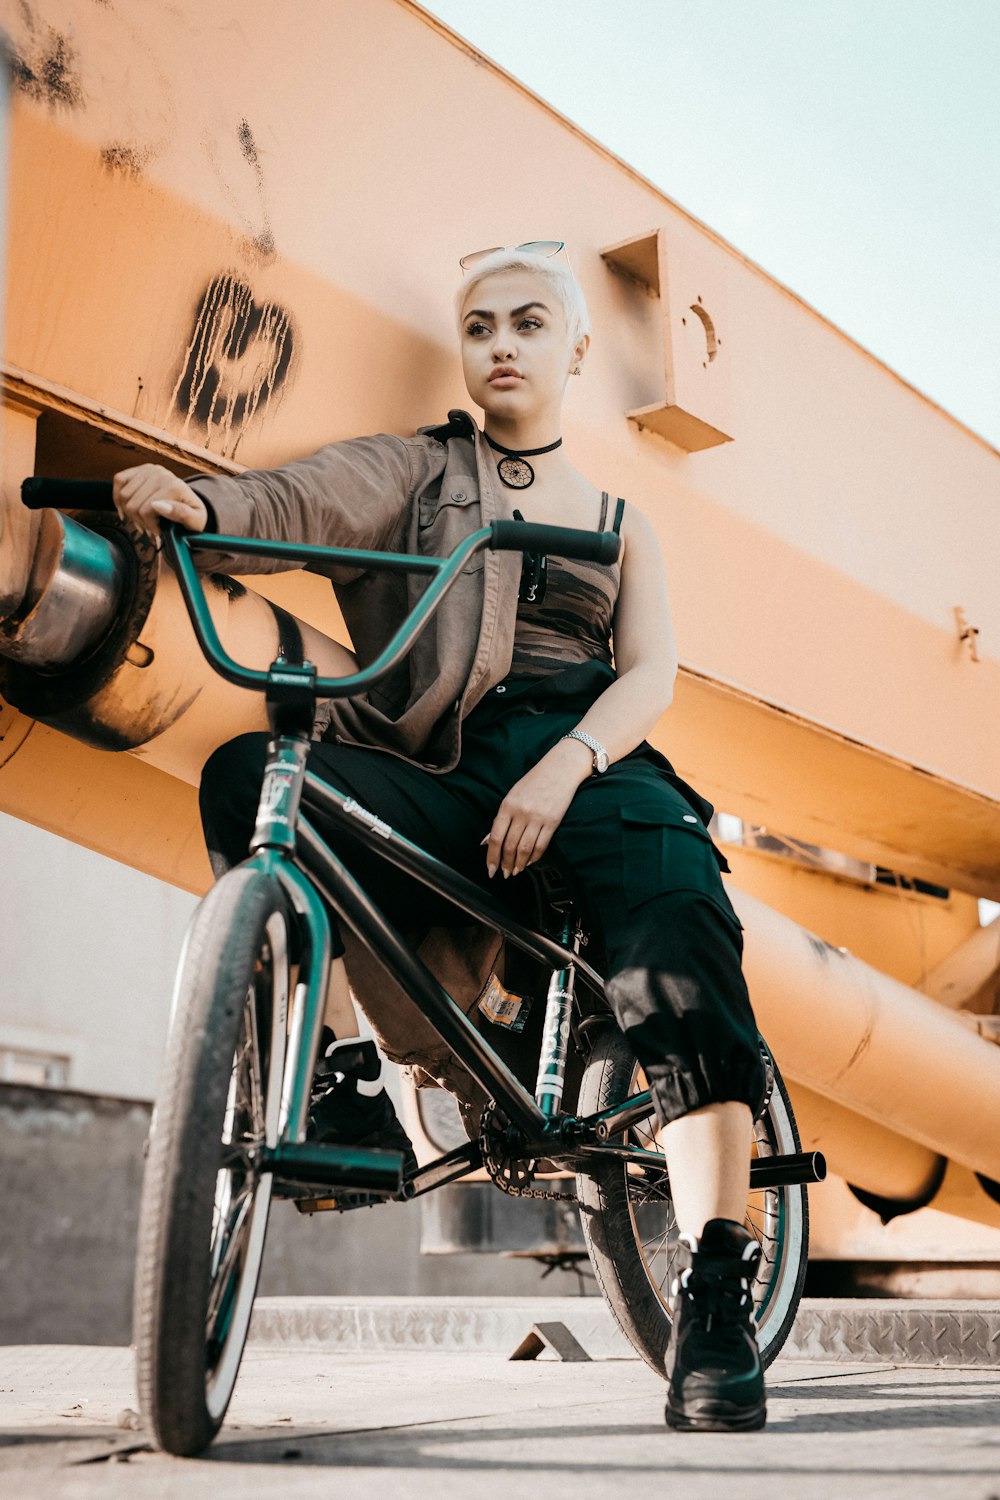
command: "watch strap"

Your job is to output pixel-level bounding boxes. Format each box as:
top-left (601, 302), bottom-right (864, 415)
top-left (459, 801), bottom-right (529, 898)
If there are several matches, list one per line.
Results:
top-left (560, 729), bottom-right (608, 772)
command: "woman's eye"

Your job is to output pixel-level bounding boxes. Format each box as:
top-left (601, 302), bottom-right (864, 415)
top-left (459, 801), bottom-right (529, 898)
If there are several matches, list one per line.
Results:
top-left (465, 322), bottom-right (490, 337)
top-left (519, 318), bottom-right (542, 331)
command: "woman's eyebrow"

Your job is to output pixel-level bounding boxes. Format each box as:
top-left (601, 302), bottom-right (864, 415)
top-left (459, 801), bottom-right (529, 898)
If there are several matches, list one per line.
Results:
top-left (463, 301), bottom-right (552, 321)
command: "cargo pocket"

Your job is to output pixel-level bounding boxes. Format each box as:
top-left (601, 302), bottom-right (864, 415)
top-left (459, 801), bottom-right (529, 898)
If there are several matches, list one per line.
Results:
top-left (618, 800), bottom-right (742, 928)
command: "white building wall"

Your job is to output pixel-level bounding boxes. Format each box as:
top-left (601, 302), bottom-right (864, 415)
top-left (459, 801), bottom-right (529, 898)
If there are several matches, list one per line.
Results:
top-left (0, 811), bottom-right (195, 1099)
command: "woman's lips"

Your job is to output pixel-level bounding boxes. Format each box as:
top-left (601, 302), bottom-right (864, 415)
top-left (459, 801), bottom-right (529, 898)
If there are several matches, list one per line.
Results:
top-left (488, 370), bottom-right (522, 387)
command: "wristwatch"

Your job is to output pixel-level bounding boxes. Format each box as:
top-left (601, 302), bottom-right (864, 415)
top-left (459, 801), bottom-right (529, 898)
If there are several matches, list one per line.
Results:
top-left (560, 729), bottom-right (610, 775)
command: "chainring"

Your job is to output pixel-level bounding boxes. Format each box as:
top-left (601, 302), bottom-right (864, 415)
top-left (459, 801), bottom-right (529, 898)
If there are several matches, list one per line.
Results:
top-left (479, 1101), bottom-right (578, 1203)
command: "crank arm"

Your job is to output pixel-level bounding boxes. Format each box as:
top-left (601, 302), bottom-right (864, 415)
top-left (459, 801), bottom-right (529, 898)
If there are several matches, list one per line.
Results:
top-left (403, 1141), bottom-right (482, 1199)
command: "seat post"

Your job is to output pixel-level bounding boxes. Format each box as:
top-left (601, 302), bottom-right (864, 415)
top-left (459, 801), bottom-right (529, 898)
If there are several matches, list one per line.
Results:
top-left (534, 914), bottom-right (582, 1118)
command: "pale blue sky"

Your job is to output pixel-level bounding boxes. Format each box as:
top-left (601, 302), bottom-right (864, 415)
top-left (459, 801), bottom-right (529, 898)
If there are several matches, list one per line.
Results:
top-left (421, 0), bottom-right (999, 450)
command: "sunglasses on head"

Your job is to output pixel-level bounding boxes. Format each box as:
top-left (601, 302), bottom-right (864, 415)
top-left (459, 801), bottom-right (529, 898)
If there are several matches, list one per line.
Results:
top-left (459, 240), bottom-right (566, 272)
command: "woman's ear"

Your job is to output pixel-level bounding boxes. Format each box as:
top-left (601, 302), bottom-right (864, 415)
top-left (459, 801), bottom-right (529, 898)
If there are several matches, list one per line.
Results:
top-left (570, 331), bottom-right (591, 375)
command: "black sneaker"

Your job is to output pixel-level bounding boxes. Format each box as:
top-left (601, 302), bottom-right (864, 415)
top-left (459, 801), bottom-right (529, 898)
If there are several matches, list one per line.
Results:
top-left (664, 1218), bottom-right (766, 1432)
top-left (307, 1035), bottom-right (418, 1181)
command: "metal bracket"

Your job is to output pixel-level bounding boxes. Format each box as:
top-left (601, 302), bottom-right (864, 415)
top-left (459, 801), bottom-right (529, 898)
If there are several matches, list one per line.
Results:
top-left (954, 606), bottom-right (981, 663)
top-left (265, 656), bottom-right (318, 735)
top-left (509, 1322), bottom-right (592, 1362)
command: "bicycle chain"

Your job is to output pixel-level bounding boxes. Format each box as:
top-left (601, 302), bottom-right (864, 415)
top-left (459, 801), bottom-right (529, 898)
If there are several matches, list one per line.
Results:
top-left (479, 1102), bottom-right (579, 1204)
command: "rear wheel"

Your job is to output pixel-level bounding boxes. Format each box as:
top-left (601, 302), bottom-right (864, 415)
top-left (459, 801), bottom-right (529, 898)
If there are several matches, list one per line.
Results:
top-left (134, 868), bottom-right (290, 1455)
top-left (577, 1027), bottom-right (808, 1374)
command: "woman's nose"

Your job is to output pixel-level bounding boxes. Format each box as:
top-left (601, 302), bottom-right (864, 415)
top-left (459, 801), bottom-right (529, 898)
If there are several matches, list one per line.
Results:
top-left (491, 335), bottom-right (516, 361)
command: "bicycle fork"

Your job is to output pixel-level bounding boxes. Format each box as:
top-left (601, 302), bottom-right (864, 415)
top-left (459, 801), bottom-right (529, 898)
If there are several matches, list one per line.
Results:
top-left (248, 728), bottom-right (331, 1145)
top-left (534, 915), bottom-right (582, 1119)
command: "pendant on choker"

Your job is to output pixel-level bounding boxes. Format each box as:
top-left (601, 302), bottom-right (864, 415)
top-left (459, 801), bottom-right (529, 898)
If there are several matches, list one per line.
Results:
top-left (497, 455), bottom-right (535, 489)
top-left (484, 432), bottom-right (563, 491)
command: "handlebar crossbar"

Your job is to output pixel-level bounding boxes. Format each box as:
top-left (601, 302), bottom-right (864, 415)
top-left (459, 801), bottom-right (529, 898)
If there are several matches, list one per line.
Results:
top-left (165, 522), bottom-right (491, 698)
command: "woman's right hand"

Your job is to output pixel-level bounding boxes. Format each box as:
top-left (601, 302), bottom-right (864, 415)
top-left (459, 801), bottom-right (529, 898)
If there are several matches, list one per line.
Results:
top-left (112, 464), bottom-right (208, 540)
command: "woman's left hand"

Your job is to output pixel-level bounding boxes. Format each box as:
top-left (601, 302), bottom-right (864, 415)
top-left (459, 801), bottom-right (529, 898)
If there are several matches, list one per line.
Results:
top-left (483, 739), bottom-right (593, 879)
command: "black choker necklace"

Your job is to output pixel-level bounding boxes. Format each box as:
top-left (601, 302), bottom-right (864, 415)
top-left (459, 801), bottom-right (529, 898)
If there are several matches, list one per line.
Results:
top-left (484, 432), bottom-right (562, 489)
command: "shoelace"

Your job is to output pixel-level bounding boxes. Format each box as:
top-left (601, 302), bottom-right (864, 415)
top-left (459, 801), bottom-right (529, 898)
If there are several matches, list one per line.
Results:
top-left (676, 1264), bottom-right (754, 1337)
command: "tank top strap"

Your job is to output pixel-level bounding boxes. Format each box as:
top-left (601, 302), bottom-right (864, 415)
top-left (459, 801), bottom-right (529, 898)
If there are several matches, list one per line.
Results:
top-left (598, 490), bottom-right (609, 530)
top-left (612, 497), bottom-right (625, 534)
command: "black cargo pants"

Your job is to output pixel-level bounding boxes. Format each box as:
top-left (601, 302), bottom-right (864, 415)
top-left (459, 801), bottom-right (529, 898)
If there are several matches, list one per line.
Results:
top-left (200, 662), bottom-right (766, 1126)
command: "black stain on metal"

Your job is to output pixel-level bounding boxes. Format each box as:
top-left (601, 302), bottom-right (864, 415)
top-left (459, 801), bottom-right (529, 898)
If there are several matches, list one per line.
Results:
top-left (9, 23), bottom-right (84, 109)
top-left (211, 577), bottom-right (305, 671)
top-left (172, 274), bottom-right (294, 458)
top-left (238, 118), bottom-right (260, 169)
top-left (236, 118), bottom-right (275, 258)
top-left (849, 1154), bottom-right (947, 1224)
top-left (267, 602), bottom-right (305, 666)
top-left (806, 933), bottom-right (842, 962)
top-left (210, 573), bottom-right (248, 601)
top-left (839, 1020), bottom-right (874, 1077)
top-left (100, 142), bottom-right (149, 178)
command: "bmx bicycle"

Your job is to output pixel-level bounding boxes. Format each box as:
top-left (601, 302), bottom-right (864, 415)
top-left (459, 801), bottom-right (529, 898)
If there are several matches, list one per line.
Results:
top-left (22, 479), bottom-right (825, 1456)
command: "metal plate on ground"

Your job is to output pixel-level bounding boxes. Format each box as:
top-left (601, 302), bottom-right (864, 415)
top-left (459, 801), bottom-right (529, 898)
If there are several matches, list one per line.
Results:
top-left (248, 1295), bottom-right (1000, 1367)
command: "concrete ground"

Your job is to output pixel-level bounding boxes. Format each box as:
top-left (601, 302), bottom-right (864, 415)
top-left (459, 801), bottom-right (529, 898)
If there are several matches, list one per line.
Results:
top-left (3, 1341), bottom-right (1000, 1500)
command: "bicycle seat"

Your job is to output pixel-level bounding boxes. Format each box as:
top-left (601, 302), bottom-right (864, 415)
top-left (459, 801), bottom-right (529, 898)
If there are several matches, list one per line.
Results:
top-left (522, 857), bottom-right (575, 918)
top-left (514, 858), bottom-right (601, 974)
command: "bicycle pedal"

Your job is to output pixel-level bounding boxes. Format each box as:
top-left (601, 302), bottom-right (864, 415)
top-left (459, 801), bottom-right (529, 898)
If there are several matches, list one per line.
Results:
top-left (294, 1190), bottom-right (395, 1214)
top-left (314, 1037), bottom-right (381, 1082)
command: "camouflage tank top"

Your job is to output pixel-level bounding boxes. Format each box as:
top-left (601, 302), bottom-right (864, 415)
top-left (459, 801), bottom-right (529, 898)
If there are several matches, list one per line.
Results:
top-left (509, 493), bottom-right (625, 676)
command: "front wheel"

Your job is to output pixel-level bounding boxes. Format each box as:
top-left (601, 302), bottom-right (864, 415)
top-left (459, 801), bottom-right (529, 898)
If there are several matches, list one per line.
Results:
top-left (576, 1026), bottom-right (808, 1374)
top-left (134, 867), bottom-right (290, 1455)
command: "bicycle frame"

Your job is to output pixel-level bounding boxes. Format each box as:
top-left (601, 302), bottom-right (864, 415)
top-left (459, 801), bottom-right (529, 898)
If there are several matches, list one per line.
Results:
top-left (163, 521), bottom-right (825, 1200)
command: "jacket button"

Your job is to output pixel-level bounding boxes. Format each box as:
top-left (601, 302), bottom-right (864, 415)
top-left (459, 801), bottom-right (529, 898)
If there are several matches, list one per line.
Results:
top-left (452, 489), bottom-right (467, 502)
top-left (495, 684), bottom-right (506, 693)
top-left (683, 814), bottom-right (698, 823)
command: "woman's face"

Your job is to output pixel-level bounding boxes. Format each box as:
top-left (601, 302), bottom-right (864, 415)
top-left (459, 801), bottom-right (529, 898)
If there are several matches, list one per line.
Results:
top-left (459, 268), bottom-right (577, 422)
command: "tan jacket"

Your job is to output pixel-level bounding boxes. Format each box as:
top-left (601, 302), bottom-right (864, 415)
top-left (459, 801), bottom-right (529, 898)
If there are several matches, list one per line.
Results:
top-left (188, 409), bottom-right (522, 772)
top-left (188, 410), bottom-right (539, 1104)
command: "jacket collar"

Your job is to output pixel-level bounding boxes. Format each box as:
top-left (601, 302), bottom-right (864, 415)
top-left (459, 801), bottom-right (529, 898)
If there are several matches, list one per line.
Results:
top-left (414, 406), bottom-right (510, 520)
top-left (416, 408), bottom-right (478, 445)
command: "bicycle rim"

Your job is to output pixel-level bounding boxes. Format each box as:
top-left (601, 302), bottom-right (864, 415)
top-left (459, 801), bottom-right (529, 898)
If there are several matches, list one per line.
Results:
top-left (204, 911), bottom-right (287, 1418)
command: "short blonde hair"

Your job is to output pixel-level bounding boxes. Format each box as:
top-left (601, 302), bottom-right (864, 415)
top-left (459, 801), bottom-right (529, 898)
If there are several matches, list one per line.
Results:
top-left (456, 248), bottom-right (590, 349)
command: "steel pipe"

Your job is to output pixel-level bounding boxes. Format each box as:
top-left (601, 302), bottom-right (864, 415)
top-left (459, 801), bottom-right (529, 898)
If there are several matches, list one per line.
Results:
top-left (919, 918), bottom-right (1000, 1012)
top-left (784, 1080), bottom-right (944, 1204)
top-left (732, 886), bottom-right (1000, 1185)
top-left (0, 510), bottom-right (127, 666)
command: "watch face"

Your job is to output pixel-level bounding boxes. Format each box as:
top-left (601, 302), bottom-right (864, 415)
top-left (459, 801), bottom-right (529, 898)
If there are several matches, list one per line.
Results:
top-left (595, 748), bottom-right (610, 774)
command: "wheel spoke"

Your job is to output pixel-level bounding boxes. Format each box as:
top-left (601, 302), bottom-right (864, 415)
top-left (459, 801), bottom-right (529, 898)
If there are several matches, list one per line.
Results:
top-left (205, 1182), bottom-right (255, 1341)
top-left (243, 971), bottom-right (265, 1129)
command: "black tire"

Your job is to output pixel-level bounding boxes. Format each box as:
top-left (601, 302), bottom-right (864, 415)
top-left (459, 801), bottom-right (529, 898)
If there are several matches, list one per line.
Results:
top-left (134, 868), bottom-right (290, 1455)
top-left (576, 1028), bottom-right (808, 1375)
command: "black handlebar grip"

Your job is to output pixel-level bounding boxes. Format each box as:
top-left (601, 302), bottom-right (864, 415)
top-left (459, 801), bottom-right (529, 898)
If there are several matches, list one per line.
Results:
top-left (21, 477), bottom-right (117, 511)
top-left (489, 519), bottom-right (622, 567)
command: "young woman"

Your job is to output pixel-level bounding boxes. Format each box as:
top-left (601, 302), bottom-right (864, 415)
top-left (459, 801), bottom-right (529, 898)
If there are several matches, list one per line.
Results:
top-left (112, 244), bottom-right (768, 1432)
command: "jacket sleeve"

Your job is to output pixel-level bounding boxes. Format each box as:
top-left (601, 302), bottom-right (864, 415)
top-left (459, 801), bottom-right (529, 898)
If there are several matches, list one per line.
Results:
top-left (184, 432), bottom-right (417, 574)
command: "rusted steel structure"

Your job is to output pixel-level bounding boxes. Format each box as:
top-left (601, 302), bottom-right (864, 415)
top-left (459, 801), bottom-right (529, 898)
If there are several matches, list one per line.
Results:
top-left (1, 0), bottom-right (999, 1269)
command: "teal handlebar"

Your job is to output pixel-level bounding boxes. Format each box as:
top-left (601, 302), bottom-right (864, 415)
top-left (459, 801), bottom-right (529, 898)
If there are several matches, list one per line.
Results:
top-left (164, 524), bottom-right (490, 698)
top-left (164, 517), bottom-right (621, 698)
top-left (17, 480), bottom-right (623, 700)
